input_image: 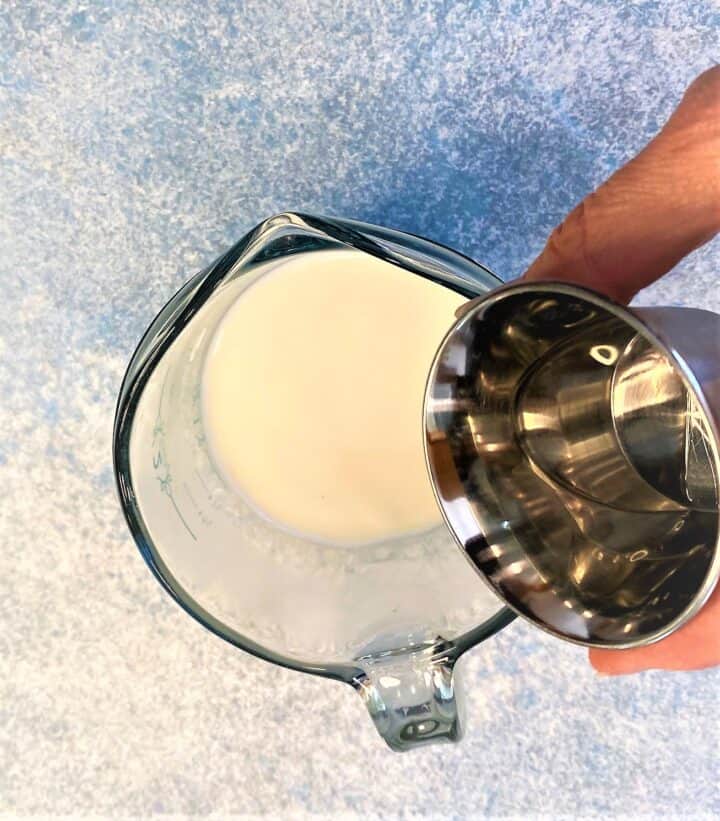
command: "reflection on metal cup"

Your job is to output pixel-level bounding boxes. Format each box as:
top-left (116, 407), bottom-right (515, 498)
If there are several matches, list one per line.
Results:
top-left (425, 281), bottom-right (720, 648)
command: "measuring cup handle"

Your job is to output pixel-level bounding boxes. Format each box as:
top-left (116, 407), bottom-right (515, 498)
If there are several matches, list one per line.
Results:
top-left (354, 650), bottom-right (464, 752)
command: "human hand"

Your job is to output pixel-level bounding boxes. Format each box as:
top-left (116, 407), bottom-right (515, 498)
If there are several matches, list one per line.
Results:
top-left (523, 66), bottom-right (720, 674)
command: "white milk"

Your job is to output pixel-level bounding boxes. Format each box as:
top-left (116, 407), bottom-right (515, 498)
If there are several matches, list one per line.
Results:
top-left (201, 248), bottom-right (464, 545)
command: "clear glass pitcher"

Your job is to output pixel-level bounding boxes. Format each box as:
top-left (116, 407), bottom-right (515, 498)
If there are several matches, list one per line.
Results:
top-left (113, 213), bottom-right (515, 751)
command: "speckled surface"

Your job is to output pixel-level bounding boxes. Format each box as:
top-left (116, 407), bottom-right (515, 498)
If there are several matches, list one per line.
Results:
top-left (2, 1), bottom-right (719, 817)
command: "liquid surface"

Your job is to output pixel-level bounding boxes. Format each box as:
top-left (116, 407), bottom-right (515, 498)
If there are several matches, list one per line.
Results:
top-left (201, 248), bottom-right (464, 545)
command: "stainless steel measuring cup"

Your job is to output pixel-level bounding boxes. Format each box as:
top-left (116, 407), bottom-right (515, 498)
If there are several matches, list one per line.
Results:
top-left (424, 281), bottom-right (720, 648)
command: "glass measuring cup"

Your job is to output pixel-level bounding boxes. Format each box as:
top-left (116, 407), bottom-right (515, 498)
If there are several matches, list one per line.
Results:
top-left (113, 213), bottom-right (515, 751)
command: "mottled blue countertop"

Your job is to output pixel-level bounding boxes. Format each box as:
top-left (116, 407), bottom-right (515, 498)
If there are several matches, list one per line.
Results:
top-left (2, 1), bottom-right (719, 817)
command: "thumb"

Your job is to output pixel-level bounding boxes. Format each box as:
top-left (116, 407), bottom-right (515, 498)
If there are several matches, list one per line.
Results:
top-left (524, 66), bottom-right (720, 303)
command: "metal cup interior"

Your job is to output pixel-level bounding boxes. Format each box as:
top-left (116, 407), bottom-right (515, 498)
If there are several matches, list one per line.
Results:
top-left (424, 284), bottom-right (720, 647)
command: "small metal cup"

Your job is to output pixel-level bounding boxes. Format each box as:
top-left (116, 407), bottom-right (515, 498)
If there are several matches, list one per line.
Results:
top-left (424, 281), bottom-right (720, 648)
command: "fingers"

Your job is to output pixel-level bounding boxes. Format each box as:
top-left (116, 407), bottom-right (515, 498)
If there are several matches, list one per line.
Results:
top-left (525, 68), bottom-right (720, 676)
top-left (524, 66), bottom-right (720, 304)
top-left (589, 583), bottom-right (720, 675)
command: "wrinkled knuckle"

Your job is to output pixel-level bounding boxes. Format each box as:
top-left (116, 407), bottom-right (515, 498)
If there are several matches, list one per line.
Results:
top-left (562, 199), bottom-right (604, 280)
top-left (675, 67), bottom-right (720, 231)
top-left (540, 197), bottom-right (615, 290)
